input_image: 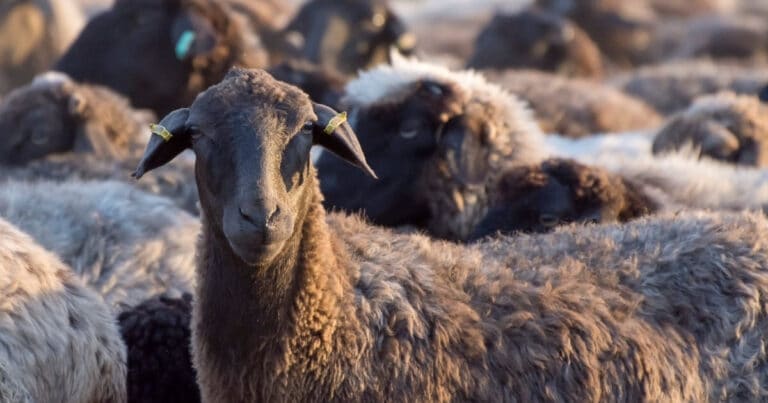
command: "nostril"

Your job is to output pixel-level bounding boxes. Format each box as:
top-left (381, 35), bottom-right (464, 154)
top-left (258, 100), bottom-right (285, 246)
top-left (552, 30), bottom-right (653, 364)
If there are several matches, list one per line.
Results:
top-left (239, 206), bottom-right (257, 225)
top-left (266, 206), bottom-right (281, 227)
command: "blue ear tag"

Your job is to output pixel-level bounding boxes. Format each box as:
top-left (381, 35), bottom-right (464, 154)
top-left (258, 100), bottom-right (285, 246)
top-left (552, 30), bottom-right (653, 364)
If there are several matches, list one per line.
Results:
top-left (175, 30), bottom-right (197, 60)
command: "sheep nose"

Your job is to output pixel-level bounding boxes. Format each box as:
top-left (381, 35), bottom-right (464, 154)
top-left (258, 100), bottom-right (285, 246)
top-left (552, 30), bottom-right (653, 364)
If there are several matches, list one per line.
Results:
top-left (238, 201), bottom-right (280, 229)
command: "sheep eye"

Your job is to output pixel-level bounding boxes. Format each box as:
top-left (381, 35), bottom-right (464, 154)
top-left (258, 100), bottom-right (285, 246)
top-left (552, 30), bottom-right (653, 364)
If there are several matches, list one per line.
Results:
top-left (187, 125), bottom-right (203, 140)
top-left (539, 214), bottom-right (560, 227)
top-left (30, 131), bottom-right (48, 145)
top-left (400, 127), bottom-right (419, 139)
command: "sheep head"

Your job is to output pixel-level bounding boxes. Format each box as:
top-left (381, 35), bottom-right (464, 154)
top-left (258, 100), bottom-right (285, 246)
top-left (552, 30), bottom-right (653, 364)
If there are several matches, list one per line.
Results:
top-left (652, 92), bottom-right (768, 167)
top-left (134, 67), bottom-right (374, 266)
top-left (55, 0), bottom-right (253, 116)
top-left (0, 73), bottom-right (82, 165)
top-left (469, 159), bottom-right (656, 239)
top-left (467, 9), bottom-right (603, 78)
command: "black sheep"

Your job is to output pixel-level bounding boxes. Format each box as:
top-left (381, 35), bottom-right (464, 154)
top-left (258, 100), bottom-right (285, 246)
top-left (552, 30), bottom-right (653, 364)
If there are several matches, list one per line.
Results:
top-left (55, 0), bottom-right (266, 116)
top-left (467, 9), bottom-right (604, 78)
top-left (118, 293), bottom-right (200, 403)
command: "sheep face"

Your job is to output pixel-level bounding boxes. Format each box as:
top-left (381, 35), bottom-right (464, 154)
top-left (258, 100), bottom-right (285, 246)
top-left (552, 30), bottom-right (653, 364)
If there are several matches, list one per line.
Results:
top-left (0, 78), bottom-right (80, 164)
top-left (470, 159), bottom-right (655, 239)
top-left (317, 80), bottom-right (464, 227)
top-left (282, 0), bottom-right (414, 76)
top-left (55, 0), bottom-right (237, 116)
top-left (134, 68), bottom-right (374, 266)
top-left (467, 10), bottom-right (603, 78)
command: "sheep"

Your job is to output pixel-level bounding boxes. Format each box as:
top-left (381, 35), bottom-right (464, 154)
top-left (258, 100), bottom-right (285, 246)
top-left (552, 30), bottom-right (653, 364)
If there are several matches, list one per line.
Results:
top-left (0, 72), bottom-right (153, 165)
top-left (0, 216), bottom-right (126, 403)
top-left (611, 60), bottom-right (768, 115)
top-left (279, 0), bottom-right (416, 76)
top-left (0, 180), bottom-right (198, 311)
top-left (467, 8), bottom-right (604, 78)
top-left (647, 14), bottom-right (768, 64)
top-left (485, 69), bottom-right (663, 137)
top-left (118, 293), bottom-right (199, 403)
top-left (534, 0), bottom-right (656, 66)
top-left (317, 55), bottom-right (547, 240)
top-left (0, 0), bottom-right (85, 94)
top-left (469, 158), bottom-right (657, 240)
top-left (652, 92), bottom-right (768, 166)
top-left (134, 66), bottom-right (768, 401)
top-left (55, 0), bottom-right (269, 116)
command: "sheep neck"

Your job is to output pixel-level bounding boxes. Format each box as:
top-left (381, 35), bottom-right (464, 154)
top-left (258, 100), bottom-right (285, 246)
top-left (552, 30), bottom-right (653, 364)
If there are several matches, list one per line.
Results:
top-left (196, 177), bottom-right (350, 380)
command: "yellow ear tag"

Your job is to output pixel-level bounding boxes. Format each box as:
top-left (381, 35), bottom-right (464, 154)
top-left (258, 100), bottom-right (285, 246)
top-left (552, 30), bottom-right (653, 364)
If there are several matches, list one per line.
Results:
top-left (150, 123), bottom-right (173, 142)
top-left (323, 111), bottom-right (347, 135)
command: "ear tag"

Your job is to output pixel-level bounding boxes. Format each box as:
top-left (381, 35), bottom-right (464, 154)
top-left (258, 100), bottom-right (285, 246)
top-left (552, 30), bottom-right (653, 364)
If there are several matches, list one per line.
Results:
top-left (150, 123), bottom-right (173, 142)
top-left (323, 111), bottom-right (348, 135)
top-left (175, 30), bottom-right (197, 60)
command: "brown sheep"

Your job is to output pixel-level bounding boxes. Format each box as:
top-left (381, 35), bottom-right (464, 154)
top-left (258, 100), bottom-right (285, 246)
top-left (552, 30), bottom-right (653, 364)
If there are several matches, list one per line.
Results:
top-left (652, 92), bottom-right (768, 166)
top-left (470, 158), bottom-right (657, 239)
top-left (647, 14), bottom-right (768, 64)
top-left (0, 72), bottom-right (152, 165)
top-left (535, 0), bottom-right (656, 66)
top-left (611, 60), bottom-right (768, 114)
top-left (467, 8), bottom-right (604, 78)
top-left (133, 66), bottom-right (768, 401)
top-left (486, 69), bottom-right (663, 137)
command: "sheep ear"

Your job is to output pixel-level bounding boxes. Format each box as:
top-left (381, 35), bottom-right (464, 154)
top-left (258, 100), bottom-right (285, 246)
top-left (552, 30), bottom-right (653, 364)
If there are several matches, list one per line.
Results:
top-left (133, 108), bottom-right (191, 179)
top-left (170, 9), bottom-right (218, 61)
top-left (312, 103), bottom-right (377, 179)
top-left (759, 84), bottom-right (768, 103)
top-left (67, 92), bottom-right (87, 117)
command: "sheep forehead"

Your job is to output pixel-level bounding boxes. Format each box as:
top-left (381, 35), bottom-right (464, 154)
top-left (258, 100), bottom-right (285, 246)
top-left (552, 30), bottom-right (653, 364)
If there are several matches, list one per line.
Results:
top-left (191, 68), bottom-right (313, 133)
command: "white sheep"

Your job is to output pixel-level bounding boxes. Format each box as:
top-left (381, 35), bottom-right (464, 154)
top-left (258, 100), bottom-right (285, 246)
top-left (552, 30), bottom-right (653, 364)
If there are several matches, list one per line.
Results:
top-left (0, 216), bottom-right (126, 402)
top-left (0, 180), bottom-right (199, 311)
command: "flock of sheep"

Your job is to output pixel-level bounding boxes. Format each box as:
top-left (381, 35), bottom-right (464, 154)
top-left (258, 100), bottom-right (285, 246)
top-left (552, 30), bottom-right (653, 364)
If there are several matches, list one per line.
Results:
top-left (4, 0), bottom-right (768, 402)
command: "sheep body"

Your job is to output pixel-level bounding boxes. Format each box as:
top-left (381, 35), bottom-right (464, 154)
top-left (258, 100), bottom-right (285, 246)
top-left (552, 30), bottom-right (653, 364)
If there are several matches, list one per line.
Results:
top-left (0, 216), bottom-right (126, 402)
top-left (0, 153), bottom-right (199, 215)
top-left (0, 180), bottom-right (198, 311)
top-left (648, 14), bottom-right (768, 63)
top-left (612, 60), bottom-right (768, 114)
top-left (486, 69), bottom-right (662, 137)
top-left (119, 293), bottom-right (199, 403)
